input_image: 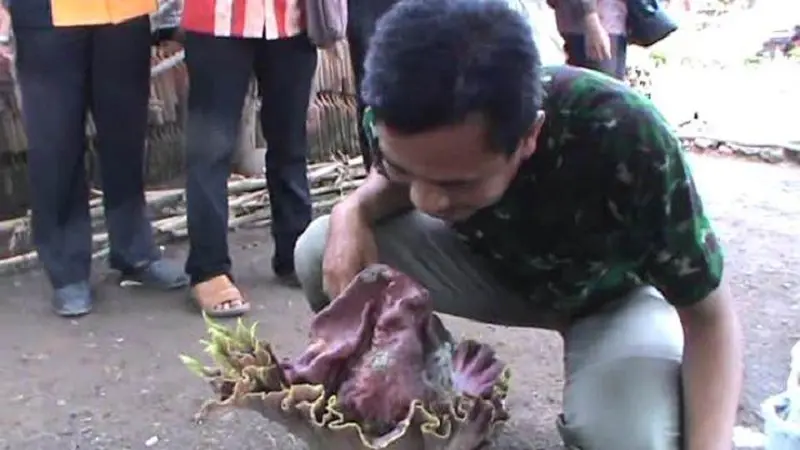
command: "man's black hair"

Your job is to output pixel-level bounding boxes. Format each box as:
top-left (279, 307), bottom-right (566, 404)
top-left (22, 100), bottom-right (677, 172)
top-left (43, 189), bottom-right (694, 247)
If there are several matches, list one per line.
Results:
top-left (361, 0), bottom-right (544, 155)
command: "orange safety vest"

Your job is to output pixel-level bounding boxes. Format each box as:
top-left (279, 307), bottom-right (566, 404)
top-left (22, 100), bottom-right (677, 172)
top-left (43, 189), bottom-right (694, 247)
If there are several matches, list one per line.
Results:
top-left (50, 0), bottom-right (157, 27)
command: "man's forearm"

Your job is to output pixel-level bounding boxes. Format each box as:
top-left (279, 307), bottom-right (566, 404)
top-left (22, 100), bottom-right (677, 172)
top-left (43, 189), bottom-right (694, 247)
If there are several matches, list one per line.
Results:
top-left (679, 285), bottom-right (743, 450)
top-left (338, 168), bottom-right (412, 225)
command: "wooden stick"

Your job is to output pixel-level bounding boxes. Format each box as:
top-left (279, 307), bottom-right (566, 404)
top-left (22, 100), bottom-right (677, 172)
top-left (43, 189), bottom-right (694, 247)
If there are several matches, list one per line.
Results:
top-left (169, 193), bottom-right (348, 239)
top-left (150, 162), bottom-right (365, 233)
top-left (0, 215), bottom-right (28, 235)
top-left (0, 250), bottom-right (38, 276)
top-left (1, 159), bottom-right (364, 235)
top-left (0, 188), bottom-right (190, 235)
top-left (227, 177), bottom-right (267, 195)
top-left (145, 188), bottom-right (186, 210)
top-left (0, 160), bottom-right (366, 274)
top-left (311, 179), bottom-right (363, 197)
top-left (150, 175), bottom-right (364, 237)
top-left (152, 215), bottom-right (188, 234)
top-left (228, 190), bottom-right (265, 209)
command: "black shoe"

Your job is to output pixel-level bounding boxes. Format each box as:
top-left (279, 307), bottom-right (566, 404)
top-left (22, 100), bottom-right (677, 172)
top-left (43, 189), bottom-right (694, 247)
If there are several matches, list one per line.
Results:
top-left (272, 254), bottom-right (300, 288)
top-left (52, 281), bottom-right (93, 317)
top-left (119, 258), bottom-right (189, 290)
top-left (275, 271), bottom-right (301, 288)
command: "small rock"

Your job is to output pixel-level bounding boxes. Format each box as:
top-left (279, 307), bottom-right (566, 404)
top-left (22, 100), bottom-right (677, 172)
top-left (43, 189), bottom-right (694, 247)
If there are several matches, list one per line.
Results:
top-left (145, 436), bottom-right (159, 447)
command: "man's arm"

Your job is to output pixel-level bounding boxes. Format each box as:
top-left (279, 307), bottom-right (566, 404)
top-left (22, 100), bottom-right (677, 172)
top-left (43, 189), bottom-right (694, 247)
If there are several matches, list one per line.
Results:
top-left (337, 168), bottom-right (412, 224)
top-left (560, 0), bottom-right (611, 60)
top-left (615, 95), bottom-right (743, 450)
top-left (335, 107), bottom-right (412, 224)
top-left (678, 284), bottom-right (743, 450)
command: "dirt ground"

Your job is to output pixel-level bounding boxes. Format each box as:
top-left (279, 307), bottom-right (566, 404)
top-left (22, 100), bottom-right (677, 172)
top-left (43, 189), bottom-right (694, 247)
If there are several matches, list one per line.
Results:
top-left (0, 152), bottom-right (798, 450)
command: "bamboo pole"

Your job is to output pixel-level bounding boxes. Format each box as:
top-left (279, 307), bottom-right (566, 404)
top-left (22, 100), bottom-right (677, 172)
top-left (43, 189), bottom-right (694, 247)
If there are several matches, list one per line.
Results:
top-left (0, 158), bottom-right (366, 276)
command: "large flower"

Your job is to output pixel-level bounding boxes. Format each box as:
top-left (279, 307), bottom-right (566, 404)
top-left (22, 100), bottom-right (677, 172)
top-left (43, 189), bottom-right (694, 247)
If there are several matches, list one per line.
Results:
top-left (181, 264), bottom-right (511, 450)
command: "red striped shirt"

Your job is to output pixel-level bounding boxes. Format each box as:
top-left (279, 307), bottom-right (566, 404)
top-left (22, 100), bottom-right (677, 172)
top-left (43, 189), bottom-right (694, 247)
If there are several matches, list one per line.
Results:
top-left (181, 0), bottom-right (305, 39)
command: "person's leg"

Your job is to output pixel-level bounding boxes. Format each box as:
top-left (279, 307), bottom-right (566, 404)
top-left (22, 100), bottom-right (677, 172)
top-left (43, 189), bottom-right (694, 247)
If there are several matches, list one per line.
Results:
top-left (90, 15), bottom-right (187, 289)
top-left (254, 34), bottom-right (318, 283)
top-left (558, 286), bottom-right (683, 450)
top-left (294, 212), bottom-right (558, 328)
top-left (347, 0), bottom-right (402, 168)
top-left (13, 25), bottom-right (94, 316)
top-left (562, 33), bottom-right (627, 81)
top-left (346, 21), bottom-right (373, 168)
top-left (610, 35), bottom-right (628, 81)
top-left (183, 32), bottom-right (255, 315)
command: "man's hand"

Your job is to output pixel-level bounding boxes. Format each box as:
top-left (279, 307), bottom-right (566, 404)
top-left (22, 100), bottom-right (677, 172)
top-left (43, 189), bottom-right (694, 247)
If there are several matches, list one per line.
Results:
top-left (322, 199), bottom-right (380, 298)
top-left (678, 283), bottom-right (743, 450)
top-left (584, 14), bottom-right (612, 61)
top-left (320, 161), bottom-right (413, 298)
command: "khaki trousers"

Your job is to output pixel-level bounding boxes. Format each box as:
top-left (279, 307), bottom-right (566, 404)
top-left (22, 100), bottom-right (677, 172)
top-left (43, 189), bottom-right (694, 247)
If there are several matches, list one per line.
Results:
top-left (294, 211), bottom-right (684, 450)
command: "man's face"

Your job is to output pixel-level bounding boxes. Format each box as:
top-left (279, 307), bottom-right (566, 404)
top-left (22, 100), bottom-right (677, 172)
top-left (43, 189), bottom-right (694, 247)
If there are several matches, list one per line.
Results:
top-left (376, 113), bottom-right (544, 222)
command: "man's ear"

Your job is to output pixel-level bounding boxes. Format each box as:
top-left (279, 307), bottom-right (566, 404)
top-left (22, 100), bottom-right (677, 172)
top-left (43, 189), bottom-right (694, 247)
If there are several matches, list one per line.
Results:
top-left (517, 110), bottom-right (546, 160)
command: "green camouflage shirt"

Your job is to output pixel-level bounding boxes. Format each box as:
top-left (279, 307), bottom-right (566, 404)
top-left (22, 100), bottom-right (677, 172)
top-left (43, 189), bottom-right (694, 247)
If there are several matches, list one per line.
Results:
top-left (365, 65), bottom-right (724, 319)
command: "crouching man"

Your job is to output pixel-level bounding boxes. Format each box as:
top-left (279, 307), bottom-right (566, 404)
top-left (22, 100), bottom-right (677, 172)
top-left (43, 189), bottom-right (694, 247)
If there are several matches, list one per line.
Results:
top-left (292, 0), bottom-right (743, 449)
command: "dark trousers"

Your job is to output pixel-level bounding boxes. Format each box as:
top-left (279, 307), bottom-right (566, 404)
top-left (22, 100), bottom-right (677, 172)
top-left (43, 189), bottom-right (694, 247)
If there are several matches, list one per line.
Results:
top-left (346, 26), bottom-right (372, 169)
top-left (563, 33), bottom-right (628, 80)
top-left (346, 0), bottom-right (400, 169)
top-left (13, 16), bottom-right (159, 289)
top-left (183, 32), bottom-right (318, 284)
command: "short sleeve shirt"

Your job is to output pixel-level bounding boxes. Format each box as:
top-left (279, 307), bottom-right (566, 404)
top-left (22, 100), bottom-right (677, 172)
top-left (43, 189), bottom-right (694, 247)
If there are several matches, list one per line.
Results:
top-left (366, 65), bottom-right (724, 320)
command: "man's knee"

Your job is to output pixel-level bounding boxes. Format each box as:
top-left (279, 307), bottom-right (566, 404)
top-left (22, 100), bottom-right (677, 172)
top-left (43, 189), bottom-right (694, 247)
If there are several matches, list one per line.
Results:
top-left (559, 288), bottom-right (683, 449)
top-left (293, 215), bottom-right (330, 312)
top-left (558, 356), bottom-right (682, 450)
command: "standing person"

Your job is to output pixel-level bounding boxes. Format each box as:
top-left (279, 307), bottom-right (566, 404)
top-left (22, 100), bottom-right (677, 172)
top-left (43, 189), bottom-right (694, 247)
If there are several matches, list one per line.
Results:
top-left (550, 0), bottom-right (628, 79)
top-left (294, 0), bottom-right (743, 448)
top-left (2, 0), bottom-right (188, 317)
top-left (346, 0), bottom-right (399, 169)
top-left (181, 0), bottom-right (318, 317)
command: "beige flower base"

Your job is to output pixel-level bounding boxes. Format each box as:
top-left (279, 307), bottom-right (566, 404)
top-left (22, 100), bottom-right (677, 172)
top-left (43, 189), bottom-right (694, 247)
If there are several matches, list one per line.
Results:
top-left (182, 265), bottom-right (511, 450)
